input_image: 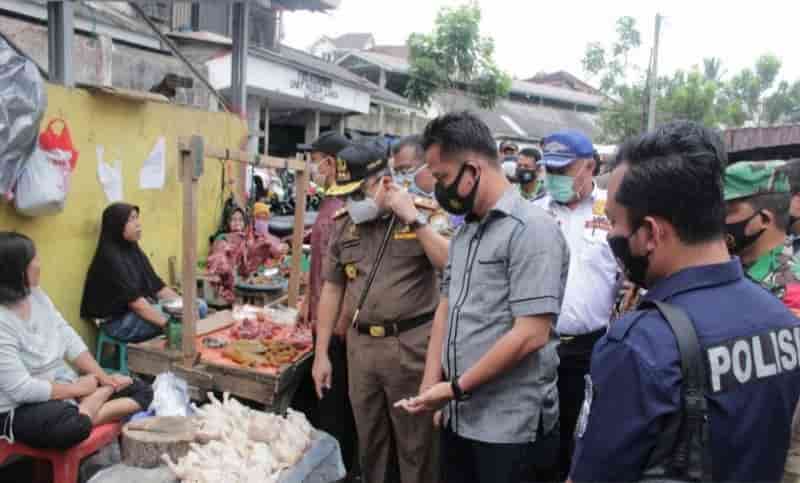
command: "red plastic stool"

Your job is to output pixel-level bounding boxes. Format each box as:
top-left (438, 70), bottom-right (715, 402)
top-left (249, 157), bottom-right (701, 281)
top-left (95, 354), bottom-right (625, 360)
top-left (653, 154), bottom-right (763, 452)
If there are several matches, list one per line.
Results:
top-left (0, 422), bottom-right (122, 483)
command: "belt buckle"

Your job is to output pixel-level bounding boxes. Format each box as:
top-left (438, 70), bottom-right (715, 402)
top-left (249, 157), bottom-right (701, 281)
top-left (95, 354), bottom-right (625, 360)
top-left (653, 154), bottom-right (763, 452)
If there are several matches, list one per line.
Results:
top-left (369, 326), bottom-right (386, 337)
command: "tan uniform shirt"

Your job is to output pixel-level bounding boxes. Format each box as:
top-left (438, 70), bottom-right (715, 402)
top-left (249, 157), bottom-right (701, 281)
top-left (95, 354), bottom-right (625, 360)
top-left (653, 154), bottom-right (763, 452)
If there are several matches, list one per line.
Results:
top-left (322, 200), bottom-right (444, 326)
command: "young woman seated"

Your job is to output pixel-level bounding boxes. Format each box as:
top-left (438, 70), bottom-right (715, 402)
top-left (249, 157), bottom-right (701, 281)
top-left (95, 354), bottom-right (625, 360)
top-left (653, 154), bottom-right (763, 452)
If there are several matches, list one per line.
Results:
top-left (207, 203), bottom-right (288, 303)
top-left (80, 203), bottom-right (207, 343)
top-left (0, 232), bottom-right (152, 449)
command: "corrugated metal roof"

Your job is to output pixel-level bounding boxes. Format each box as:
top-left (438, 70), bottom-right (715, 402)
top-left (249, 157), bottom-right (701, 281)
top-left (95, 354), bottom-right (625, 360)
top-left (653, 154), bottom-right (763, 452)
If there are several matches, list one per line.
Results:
top-left (724, 125), bottom-right (800, 162)
top-left (337, 50), bottom-right (411, 74)
top-left (510, 80), bottom-right (605, 109)
top-left (435, 90), bottom-right (601, 142)
top-left (269, 44), bottom-right (376, 90)
top-left (330, 32), bottom-right (374, 49)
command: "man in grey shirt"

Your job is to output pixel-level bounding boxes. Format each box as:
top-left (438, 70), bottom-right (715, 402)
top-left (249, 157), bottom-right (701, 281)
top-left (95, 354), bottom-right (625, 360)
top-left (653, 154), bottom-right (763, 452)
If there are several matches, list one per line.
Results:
top-left (397, 112), bottom-right (569, 483)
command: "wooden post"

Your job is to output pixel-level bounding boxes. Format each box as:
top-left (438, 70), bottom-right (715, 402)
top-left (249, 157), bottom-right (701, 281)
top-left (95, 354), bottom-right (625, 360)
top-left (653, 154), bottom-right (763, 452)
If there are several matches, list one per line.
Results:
top-left (287, 153), bottom-right (309, 308)
top-left (180, 138), bottom-right (201, 368)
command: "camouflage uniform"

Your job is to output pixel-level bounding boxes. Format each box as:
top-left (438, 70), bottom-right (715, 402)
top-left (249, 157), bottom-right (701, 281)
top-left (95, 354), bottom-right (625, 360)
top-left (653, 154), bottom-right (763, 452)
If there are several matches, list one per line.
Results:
top-left (745, 244), bottom-right (800, 312)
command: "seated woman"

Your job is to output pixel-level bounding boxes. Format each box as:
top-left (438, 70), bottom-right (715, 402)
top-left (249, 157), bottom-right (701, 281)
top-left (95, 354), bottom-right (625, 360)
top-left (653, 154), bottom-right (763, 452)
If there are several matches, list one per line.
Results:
top-left (80, 203), bottom-right (207, 343)
top-left (0, 232), bottom-right (152, 449)
top-left (207, 203), bottom-right (287, 303)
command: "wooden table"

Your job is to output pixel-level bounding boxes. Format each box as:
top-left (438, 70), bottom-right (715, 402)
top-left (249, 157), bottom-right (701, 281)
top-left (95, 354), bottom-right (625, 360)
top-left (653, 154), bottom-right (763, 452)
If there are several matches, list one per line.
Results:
top-left (127, 311), bottom-right (312, 413)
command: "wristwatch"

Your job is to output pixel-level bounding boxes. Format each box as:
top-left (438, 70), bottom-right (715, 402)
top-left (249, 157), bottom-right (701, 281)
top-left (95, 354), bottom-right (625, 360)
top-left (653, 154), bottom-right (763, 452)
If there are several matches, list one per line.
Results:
top-left (410, 211), bottom-right (429, 230)
top-left (451, 378), bottom-right (471, 402)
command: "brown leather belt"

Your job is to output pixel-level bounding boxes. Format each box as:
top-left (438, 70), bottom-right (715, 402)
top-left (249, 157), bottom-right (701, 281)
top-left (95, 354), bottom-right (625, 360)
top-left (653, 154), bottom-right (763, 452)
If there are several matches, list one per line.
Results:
top-left (357, 312), bottom-right (433, 338)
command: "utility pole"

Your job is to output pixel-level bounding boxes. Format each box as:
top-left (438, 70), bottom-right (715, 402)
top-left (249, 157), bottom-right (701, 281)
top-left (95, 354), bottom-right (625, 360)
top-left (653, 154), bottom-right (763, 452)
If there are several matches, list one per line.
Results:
top-left (647, 13), bottom-right (662, 131)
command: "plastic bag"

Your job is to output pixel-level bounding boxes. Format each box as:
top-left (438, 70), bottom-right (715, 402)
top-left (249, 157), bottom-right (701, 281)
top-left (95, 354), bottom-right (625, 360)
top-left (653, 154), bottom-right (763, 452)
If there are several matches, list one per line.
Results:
top-left (0, 36), bottom-right (47, 199)
top-left (13, 145), bottom-right (71, 216)
top-left (149, 372), bottom-right (193, 417)
top-left (39, 118), bottom-right (79, 170)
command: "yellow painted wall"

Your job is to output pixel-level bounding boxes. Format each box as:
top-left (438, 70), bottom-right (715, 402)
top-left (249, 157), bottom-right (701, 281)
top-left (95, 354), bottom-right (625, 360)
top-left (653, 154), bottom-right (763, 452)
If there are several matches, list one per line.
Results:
top-left (0, 84), bottom-right (247, 345)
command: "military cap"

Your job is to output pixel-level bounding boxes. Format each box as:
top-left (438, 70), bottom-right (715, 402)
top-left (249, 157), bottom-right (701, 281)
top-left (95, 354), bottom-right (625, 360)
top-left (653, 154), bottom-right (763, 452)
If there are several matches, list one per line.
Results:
top-left (724, 160), bottom-right (790, 201)
top-left (326, 139), bottom-right (389, 196)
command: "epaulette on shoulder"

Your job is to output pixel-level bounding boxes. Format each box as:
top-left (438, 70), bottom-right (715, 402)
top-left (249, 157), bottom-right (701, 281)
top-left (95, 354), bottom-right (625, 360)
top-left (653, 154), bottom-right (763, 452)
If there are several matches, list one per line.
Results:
top-left (414, 196), bottom-right (438, 211)
top-left (334, 207), bottom-right (348, 219)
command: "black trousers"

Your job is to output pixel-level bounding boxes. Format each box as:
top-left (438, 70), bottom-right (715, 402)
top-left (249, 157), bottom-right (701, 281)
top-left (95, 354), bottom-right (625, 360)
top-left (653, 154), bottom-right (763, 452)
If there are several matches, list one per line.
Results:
top-left (556, 328), bottom-right (606, 480)
top-left (0, 379), bottom-right (152, 450)
top-left (317, 335), bottom-right (359, 476)
top-left (441, 421), bottom-right (559, 483)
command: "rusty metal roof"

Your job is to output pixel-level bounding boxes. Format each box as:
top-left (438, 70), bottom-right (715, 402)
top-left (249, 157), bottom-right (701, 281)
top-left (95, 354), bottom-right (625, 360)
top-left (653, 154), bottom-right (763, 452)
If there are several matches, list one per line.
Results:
top-left (723, 125), bottom-right (800, 162)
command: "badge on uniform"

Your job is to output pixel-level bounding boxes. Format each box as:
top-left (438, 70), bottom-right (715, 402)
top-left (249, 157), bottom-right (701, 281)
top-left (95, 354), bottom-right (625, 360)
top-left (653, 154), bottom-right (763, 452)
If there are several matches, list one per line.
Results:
top-left (348, 223), bottom-right (359, 239)
top-left (592, 199), bottom-right (606, 217)
top-left (345, 263), bottom-right (358, 280)
top-left (394, 223), bottom-right (417, 240)
top-left (575, 374), bottom-right (594, 439)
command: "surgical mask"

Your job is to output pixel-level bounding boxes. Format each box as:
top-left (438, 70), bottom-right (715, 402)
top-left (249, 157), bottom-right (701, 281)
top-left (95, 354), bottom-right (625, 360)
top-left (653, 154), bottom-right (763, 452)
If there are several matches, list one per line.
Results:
top-left (725, 211), bottom-right (765, 254)
top-left (516, 167), bottom-right (536, 185)
top-left (348, 197), bottom-right (381, 224)
top-left (545, 173), bottom-right (576, 204)
top-left (254, 219), bottom-right (270, 235)
top-left (608, 225), bottom-right (651, 288)
top-left (435, 163), bottom-right (479, 215)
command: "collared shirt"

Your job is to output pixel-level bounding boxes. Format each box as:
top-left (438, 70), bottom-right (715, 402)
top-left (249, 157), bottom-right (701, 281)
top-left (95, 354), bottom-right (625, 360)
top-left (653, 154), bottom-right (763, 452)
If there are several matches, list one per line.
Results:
top-left (323, 211), bottom-right (440, 325)
top-left (571, 259), bottom-right (800, 482)
top-left (518, 182), bottom-right (545, 201)
top-left (441, 187), bottom-right (569, 444)
top-left (308, 195), bottom-right (345, 323)
top-left (534, 185), bottom-right (618, 335)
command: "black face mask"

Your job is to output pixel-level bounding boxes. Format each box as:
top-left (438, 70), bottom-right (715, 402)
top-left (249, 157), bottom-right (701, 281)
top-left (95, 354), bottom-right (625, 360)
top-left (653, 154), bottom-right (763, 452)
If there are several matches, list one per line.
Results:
top-left (788, 215), bottom-right (800, 235)
top-left (725, 211), bottom-right (765, 254)
top-left (516, 167), bottom-right (536, 185)
top-left (608, 224), bottom-right (651, 288)
top-left (435, 163), bottom-right (480, 215)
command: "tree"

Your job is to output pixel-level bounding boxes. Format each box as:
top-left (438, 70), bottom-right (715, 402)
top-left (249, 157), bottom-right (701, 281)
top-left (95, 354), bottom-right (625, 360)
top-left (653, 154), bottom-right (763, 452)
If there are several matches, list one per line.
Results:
top-left (585, 18), bottom-right (800, 142)
top-left (405, 5), bottom-right (511, 109)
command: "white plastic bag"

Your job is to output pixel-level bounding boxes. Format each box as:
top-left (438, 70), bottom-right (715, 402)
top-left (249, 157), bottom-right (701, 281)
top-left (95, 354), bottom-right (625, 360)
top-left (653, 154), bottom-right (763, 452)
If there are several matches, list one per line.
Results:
top-left (149, 372), bottom-right (193, 417)
top-left (13, 145), bottom-right (71, 216)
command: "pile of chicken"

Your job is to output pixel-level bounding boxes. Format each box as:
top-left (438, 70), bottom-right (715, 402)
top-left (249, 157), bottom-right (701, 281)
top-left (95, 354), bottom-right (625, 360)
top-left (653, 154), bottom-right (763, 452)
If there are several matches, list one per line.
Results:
top-left (162, 393), bottom-right (313, 483)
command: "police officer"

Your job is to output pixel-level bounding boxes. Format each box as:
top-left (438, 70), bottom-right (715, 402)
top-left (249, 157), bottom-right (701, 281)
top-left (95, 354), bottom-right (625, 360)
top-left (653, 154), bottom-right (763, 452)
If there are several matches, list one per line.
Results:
top-left (723, 161), bottom-right (800, 312)
top-left (312, 140), bottom-right (449, 483)
top-left (569, 121), bottom-right (800, 483)
top-left (534, 130), bottom-right (618, 480)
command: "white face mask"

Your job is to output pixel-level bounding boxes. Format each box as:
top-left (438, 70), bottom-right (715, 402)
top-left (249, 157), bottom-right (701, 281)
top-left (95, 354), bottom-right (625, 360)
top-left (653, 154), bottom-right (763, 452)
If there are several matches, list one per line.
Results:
top-left (347, 196), bottom-right (381, 225)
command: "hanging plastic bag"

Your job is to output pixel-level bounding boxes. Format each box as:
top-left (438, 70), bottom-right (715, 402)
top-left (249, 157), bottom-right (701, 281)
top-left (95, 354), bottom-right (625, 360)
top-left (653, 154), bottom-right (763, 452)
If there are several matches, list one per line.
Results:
top-left (13, 145), bottom-right (71, 216)
top-left (149, 372), bottom-right (193, 417)
top-left (0, 36), bottom-right (47, 200)
top-left (39, 118), bottom-right (79, 170)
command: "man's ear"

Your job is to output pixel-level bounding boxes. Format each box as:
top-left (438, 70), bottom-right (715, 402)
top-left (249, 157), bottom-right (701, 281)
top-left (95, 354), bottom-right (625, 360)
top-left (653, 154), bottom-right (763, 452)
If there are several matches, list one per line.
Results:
top-left (759, 209), bottom-right (776, 227)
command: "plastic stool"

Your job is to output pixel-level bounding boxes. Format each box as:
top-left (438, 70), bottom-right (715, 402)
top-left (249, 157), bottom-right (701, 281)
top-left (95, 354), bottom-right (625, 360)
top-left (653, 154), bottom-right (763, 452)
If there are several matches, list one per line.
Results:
top-left (95, 328), bottom-right (129, 375)
top-left (0, 422), bottom-right (122, 483)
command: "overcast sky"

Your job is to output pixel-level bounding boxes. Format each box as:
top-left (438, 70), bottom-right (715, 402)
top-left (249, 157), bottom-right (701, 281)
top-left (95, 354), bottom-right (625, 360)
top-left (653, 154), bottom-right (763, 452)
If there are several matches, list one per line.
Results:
top-left (282, 0), bottom-right (800, 87)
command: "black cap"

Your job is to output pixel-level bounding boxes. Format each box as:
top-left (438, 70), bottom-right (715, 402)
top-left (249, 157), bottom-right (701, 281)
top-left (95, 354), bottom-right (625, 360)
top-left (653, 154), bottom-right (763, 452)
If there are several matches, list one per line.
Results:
top-left (326, 140), bottom-right (388, 196)
top-left (297, 131), bottom-right (351, 156)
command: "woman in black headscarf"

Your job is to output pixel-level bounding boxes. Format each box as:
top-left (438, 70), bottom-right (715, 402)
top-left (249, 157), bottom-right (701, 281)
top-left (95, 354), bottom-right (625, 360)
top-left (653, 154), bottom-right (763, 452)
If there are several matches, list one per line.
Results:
top-left (80, 203), bottom-right (206, 343)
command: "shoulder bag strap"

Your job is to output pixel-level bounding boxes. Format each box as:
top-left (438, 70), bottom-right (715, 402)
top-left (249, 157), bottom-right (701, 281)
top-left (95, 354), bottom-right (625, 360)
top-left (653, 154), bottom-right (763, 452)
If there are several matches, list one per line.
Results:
top-left (641, 300), bottom-right (713, 482)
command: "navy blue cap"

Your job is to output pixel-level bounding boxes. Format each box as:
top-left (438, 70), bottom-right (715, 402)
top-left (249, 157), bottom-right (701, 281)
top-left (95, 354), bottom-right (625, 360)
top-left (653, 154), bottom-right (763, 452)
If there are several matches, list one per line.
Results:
top-left (539, 130), bottom-right (595, 168)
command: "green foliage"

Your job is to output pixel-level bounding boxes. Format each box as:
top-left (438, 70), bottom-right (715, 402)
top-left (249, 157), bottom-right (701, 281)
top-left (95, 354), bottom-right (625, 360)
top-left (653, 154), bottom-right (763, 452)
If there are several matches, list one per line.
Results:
top-left (585, 18), bottom-right (800, 142)
top-left (405, 5), bottom-right (511, 109)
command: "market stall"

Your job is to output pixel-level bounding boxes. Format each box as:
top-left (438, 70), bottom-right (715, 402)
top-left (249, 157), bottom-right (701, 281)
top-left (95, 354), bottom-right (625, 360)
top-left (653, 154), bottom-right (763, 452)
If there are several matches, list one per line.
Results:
top-left (127, 136), bottom-right (313, 410)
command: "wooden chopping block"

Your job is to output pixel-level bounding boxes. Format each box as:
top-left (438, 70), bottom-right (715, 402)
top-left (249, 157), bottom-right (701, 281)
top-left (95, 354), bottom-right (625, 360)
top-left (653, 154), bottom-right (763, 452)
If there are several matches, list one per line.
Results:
top-left (121, 416), bottom-right (197, 468)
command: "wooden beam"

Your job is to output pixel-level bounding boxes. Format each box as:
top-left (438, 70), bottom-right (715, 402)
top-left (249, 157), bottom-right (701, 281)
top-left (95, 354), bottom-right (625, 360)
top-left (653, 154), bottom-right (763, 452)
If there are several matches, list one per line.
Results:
top-left (180, 141), bottom-right (199, 368)
top-left (287, 153), bottom-right (309, 308)
top-left (178, 138), bottom-right (307, 172)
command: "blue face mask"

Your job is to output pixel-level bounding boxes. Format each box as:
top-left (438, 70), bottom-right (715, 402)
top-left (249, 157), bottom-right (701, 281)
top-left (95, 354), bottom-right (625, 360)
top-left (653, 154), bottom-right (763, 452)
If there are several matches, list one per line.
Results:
top-left (545, 174), bottom-right (576, 204)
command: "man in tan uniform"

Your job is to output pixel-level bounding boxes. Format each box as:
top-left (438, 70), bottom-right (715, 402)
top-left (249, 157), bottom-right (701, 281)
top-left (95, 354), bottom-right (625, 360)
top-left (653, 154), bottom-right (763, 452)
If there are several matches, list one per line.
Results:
top-left (312, 140), bottom-right (449, 483)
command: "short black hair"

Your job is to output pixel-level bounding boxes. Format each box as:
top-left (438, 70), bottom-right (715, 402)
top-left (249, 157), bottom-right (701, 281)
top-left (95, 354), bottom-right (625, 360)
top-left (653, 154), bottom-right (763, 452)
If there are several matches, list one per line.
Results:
top-left (422, 111), bottom-right (499, 166)
top-left (615, 120), bottom-right (728, 244)
top-left (779, 158), bottom-right (800, 195)
top-left (392, 135), bottom-right (424, 162)
top-left (742, 193), bottom-right (791, 231)
top-left (0, 232), bottom-right (36, 305)
top-left (519, 148), bottom-right (542, 162)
